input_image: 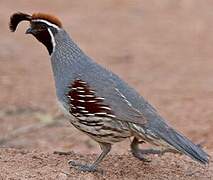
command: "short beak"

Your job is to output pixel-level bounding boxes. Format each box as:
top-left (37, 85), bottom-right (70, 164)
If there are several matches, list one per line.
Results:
top-left (25, 27), bottom-right (35, 34)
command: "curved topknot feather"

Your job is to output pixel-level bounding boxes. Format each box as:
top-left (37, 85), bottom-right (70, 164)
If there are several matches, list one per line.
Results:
top-left (32, 13), bottom-right (62, 28)
top-left (9, 12), bottom-right (31, 32)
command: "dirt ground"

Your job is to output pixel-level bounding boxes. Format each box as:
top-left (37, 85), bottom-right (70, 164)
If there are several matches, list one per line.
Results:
top-left (0, 0), bottom-right (213, 179)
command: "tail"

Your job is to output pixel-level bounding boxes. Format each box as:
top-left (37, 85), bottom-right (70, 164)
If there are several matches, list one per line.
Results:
top-left (146, 117), bottom-right (209, 164)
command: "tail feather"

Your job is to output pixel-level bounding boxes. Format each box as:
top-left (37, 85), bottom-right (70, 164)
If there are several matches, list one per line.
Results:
top-left (159, 127), bottom-right (209, 164)
top-left (147, 118), bottom-right (209, 164)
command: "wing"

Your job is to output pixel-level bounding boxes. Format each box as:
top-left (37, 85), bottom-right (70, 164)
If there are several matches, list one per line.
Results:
top-left (66, 78), bottom-right (148, 125)
top-left (67, 62), bottom-right (151, 125)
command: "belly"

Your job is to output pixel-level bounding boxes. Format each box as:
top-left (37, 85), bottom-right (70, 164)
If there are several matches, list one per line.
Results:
top-left (70, 115), bottom-right (132, 144)
top-left (57, 100), bottom-right (131, 144)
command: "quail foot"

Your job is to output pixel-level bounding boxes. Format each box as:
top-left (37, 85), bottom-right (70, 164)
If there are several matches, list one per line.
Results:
top-left (9, 12), bottom-right (209, 172)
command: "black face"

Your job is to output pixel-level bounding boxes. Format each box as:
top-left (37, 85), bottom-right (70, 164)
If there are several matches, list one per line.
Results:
top-left (26, 22), bottom-right (54, 55)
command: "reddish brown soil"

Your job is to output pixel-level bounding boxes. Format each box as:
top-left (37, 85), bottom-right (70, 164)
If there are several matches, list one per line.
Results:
top-left (0, 0), bottom-right (213, 179)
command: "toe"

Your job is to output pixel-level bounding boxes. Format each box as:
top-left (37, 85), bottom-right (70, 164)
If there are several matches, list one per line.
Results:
top-left (68, 160), bottom-right (81, 167)
top-left (79, 165), bottom-right (97, 172)
top-left (68, 161), bottom-right (100, 173)
top-left (132, 151), bottom-right (151, 162)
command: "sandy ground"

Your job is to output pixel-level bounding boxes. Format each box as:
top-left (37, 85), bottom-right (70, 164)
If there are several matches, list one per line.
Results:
top-left (0, 0), bottom-right (213, 179)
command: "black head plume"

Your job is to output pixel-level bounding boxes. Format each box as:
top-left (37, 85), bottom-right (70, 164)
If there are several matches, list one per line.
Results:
top-left (9, 12), bottom-right (62, 55)
top-left (9, 12), bottom-right (32, 32)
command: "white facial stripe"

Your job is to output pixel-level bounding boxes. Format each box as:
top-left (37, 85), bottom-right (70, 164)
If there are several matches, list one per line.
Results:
top-left (47, 28), bottom-right (56, 55)
top-left (32, 19), bottom-right (60, 30)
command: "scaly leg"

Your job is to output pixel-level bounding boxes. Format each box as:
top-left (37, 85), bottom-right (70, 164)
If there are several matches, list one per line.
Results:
top-left (131, 137), bottom-right (177, 162)
top-left (69, 142), bottom-right (111, 172)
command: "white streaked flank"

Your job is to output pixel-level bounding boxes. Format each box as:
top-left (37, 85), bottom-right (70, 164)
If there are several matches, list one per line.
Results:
top-left (76, 106), bottom-right (85, 109)
top-left (100, 106), bottom-right (111, 110)
top-left (87, 100), bottom-right (96, 103)
top-left (95, 97), bottom-right (105, 100)
top-left (87, 113), bottom-right (95, 116)
top-left (78, 94), bottom-right (86, 97)
top-left (95, 112), bottom-right (107, 115)
top-left (78, 99), bottom-right (85, 102)
top-left (81, 110), bottom-right (89, 113)
top-left (105, 114), bottom-right (116, 118)
top-left (78, 90), bottom-right (85, 93)
top-left (85, 95), bottom-right (95, 98)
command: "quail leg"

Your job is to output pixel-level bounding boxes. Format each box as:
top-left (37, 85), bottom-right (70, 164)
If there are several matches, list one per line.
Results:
top-left (131, 137), bottom-right (177, 162)
top-left (69, 142), bottom-right (111, 172)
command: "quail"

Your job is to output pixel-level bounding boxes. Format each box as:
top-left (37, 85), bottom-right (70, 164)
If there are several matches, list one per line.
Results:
top-left (9, 12), bottom-right (209, 172)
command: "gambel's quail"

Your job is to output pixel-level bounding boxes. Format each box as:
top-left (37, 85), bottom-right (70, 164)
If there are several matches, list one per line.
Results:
top-left (10, 12), bottom-right (209, 172)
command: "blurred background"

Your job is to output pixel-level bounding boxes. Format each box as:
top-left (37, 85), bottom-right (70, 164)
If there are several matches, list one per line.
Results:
top-left (1, 0), bottom-right (213, 156)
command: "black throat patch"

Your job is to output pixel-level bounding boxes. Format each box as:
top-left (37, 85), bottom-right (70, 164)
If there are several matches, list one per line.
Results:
top-left (34, 29), bottom-right (53, 55)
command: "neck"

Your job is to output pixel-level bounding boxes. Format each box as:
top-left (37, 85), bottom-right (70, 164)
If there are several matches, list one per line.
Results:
top-left (53, 30), bottom-right (83, 60)
top-left (50, 30), bottom-right (87, 100)
top-left (50, 30), bottom-right (86, 85)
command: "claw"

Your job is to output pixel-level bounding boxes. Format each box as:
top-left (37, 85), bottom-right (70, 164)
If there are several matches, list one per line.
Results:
top-left (68, 143), bottom-right (110, 173)
top-left (68, 160), bottom-right (81, 167)
top-left (68, 160), bottom-right (103, 173)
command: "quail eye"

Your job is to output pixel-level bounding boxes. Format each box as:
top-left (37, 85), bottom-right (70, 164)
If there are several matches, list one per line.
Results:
top-left (37, 27), bottom-right (46, 31)
top-left (32, 22), bottom-right (47, 31)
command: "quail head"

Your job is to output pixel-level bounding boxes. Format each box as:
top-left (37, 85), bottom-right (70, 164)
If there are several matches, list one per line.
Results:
top-left (10, 12), bottom-right (209, 172)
